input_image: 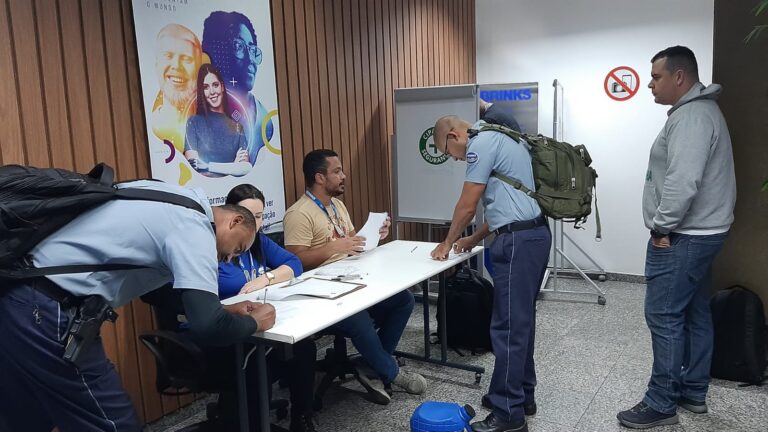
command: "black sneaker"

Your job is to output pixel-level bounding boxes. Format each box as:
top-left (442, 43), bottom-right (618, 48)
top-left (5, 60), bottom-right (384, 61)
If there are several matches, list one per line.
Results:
top-left (678, 396), bottom-right (708, 414)
top-left (481, 394), bottom-right (537, 416)
top-left (617, 401), bottom-right (679, 429)
top-left (471, 412), bottom-right (528, 432)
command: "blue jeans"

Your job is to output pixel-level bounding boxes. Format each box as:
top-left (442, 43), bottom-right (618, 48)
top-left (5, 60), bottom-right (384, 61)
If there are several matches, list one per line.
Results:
top-left (486, 225), bottom-right (551, 423)
top-left (330, 290), bottom-right (415, 382)
top-left (643, 232), bottom-right (727, 414)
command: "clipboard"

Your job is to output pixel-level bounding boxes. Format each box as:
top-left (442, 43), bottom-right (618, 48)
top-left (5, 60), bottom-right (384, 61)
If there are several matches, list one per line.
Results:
top-left (265, 277), bottom-right (366, 301)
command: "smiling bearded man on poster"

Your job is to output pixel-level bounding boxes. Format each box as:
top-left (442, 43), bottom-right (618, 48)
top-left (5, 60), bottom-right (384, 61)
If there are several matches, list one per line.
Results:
top-left (151, 23), bottom-right (203, 153)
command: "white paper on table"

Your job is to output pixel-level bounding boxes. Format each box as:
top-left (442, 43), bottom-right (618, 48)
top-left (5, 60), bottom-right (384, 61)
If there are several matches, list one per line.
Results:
top-left (356, 212), bottom-right (388, 251)
top-left (315, 265), bottom-right (361, 278)
top-left (220, 295), bottom-right (301, 322)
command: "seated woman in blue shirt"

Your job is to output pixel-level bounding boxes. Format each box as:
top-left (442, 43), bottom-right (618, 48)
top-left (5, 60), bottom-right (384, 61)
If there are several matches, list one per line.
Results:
top-left (218, 185), bottom-right (301, 299)
top-left (210, 184), bottom-right (318, 432)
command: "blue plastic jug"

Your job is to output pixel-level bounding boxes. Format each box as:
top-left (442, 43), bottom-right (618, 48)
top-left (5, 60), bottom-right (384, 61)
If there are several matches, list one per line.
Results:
top-left (410, 401), bottom-right (476, 432)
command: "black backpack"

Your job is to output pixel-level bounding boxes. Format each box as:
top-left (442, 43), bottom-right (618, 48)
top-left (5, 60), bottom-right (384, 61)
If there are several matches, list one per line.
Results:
top-left (435, 266), bottom-right (494, 354)
top-left (710, 285), bottom-right (767, 385)
top-left (0, 163), bottom-right (205, 280)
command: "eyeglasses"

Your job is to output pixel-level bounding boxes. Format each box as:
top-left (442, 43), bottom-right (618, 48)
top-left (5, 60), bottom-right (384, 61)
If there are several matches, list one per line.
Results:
top-left (232, 38), bottom-right (263, 65)
top-left (442, 130), bottom-right (454, 158)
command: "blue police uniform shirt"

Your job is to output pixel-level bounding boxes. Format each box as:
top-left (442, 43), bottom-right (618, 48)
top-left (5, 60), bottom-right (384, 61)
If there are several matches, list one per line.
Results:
top-left (465, 120), bottom-right (541, 230)
top-left (217, 233), bottom-right (303, 300)
top-left (31, 180), bottom-right (219, 307)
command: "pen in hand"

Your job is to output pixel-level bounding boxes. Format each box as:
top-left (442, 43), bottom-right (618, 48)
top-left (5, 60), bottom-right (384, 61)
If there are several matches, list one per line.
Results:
top-left (262, 287), bottom-right (268, 304)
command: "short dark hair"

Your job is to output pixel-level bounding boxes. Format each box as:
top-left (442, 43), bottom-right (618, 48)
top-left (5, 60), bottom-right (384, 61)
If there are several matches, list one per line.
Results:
top-left (303, 149), bottom-right (339, 187)
top-left (651, 45), bottom-right (699, 81)
top-left (218, 204), bottom-right (257, 232)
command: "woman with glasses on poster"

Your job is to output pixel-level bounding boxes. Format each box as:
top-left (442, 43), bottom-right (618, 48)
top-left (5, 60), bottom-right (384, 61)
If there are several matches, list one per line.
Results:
top-left (202, 11), bottom-right (274, 165)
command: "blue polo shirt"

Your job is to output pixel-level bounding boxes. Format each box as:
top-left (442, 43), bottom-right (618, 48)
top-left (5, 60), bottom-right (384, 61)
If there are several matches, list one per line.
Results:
top-left (31, 180), bottom-right (219, 307)
top-left (465, 121), bottom-right (541, 230)
top-left (218, 233), bottom-right (303, 300)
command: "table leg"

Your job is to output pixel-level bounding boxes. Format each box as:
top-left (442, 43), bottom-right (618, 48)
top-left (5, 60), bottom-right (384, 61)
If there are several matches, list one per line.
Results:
top-left (438, 271), bottom-right (448, 362)
top-left (422, 280), bottom-right (431, 359)
top-left (236, 343), bottom-right (249, 432)
top-left (256, 344), bottom-right (270, 432)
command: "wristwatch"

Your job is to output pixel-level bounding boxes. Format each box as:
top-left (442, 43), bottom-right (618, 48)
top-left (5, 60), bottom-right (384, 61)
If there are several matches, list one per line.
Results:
top-left (650, 229), bottom-right (667, 239)
top-left (265, 271), bottom-right (276, 285)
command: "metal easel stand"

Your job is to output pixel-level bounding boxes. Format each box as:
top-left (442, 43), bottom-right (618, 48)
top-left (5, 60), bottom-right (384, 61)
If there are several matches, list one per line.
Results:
top-left (539, 219), bottom-right (607, 305)
top-left (539, 79), bottom-right (607, 305)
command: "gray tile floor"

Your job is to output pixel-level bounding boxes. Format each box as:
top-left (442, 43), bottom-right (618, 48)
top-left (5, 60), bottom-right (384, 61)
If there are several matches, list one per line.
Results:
top-left (147, 279), bottom-right (768, 431)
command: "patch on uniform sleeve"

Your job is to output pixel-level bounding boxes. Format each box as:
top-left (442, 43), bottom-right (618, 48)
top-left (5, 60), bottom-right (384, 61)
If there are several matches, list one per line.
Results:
top-left (466, 152), bottom-right (479, 164)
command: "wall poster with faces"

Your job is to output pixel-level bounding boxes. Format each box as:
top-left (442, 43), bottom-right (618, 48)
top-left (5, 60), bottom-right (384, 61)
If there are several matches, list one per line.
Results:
top-left (132, 0), bottom-right (285, 231)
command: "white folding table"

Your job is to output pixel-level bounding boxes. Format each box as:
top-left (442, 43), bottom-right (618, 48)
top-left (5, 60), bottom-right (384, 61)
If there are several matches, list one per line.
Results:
top-left (229, 240), bottom-right (483, 432)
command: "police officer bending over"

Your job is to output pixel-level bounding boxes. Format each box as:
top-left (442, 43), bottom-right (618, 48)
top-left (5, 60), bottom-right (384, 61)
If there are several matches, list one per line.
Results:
top-left (0, 180), bottom-right (275, 432)
top-left (430, 116), bottom-right (551, 432)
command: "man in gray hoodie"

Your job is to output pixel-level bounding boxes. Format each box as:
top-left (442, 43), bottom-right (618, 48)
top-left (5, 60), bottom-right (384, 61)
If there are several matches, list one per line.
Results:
top-left (617, 46), bottom-right (736, 429)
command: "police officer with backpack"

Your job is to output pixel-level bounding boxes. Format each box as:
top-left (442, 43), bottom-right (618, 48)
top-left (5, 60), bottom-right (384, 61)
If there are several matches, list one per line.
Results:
top-left (430, 115), bottom-right (551, 432)
top-left (0, 173), bottom-right (276, 431)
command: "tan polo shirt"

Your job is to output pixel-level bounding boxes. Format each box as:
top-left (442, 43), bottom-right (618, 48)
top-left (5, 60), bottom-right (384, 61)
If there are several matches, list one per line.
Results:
top-left (284, 194), bottom-right (355, 267)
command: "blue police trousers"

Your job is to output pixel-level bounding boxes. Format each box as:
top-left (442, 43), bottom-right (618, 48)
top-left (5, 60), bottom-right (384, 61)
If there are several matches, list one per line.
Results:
top-left (0, 282), bottom-right (140, 432)
top-left (486, 225), bottom-right (551, 423)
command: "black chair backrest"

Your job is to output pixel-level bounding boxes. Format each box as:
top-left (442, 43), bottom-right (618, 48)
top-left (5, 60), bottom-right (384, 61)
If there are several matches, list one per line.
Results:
top-left (139, 284), bottom-right (208, 395)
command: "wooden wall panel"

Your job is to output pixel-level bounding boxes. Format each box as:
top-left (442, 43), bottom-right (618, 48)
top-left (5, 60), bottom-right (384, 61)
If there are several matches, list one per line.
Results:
top-left (0, 0), bottom-right (475, 424)
top-left (272, 0), bottom-right (476, 239)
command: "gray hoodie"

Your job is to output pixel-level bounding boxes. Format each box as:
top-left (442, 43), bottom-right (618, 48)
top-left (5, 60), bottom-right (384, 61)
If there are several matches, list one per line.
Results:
top-left (642, 82), bottom-right (736, 235)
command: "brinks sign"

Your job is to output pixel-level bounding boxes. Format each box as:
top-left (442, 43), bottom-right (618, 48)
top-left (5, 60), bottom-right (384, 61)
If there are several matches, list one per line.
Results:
top-left (479, 88), bottom-right (533, 102)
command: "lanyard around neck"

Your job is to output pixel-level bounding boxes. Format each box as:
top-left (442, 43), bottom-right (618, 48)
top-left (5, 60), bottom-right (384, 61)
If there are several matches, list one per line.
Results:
top-left (239, 250), bottom-right (260, 282)
top-left (305, 190), bottom-right (346, 237)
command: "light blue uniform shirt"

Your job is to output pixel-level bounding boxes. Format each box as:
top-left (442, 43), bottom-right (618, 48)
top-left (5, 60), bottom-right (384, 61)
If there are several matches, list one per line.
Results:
top-left (31, 180), bottom-right (219, 307)
top-left (465, 121), bottom-right (541, 230)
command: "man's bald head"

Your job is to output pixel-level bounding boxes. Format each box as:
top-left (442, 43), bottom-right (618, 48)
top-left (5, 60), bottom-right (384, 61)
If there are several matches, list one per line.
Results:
top-left (434, 115), bottom-right (472, 160)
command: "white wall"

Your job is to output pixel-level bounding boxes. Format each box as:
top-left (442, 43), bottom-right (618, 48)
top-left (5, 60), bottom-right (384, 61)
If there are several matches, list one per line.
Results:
top-left (476, 0), bottom-right (714, 275)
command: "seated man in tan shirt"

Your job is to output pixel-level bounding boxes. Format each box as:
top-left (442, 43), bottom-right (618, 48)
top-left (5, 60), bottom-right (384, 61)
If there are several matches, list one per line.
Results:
top-left (283, 149), bottom-right (426, 404)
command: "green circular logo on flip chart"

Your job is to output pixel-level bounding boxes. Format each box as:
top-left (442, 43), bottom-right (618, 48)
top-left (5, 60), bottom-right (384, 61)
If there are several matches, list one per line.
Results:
top-left (419, 127), bottom-right (448, 165)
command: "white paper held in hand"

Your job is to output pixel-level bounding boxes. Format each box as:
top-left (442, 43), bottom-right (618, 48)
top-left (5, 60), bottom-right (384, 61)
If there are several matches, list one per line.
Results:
top-left (356, 211), bottom-right (388, 251)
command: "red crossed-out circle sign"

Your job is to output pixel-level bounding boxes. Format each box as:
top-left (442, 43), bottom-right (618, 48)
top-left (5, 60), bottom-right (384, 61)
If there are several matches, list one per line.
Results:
top-left (604, 66), bottom-right (640, 101)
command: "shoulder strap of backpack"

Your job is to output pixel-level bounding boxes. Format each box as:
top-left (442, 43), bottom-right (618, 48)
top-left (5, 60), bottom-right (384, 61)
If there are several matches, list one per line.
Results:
top-left (477, 123), bottom-right (526, 142)
top-left (113, 188), bottom-right (206, 215)
top-left (0, 263), bottom-right (146, 279)
top-left (469, 125), bottom-right (534, 196)
top-left (489, 170), bottom-right (536, 197)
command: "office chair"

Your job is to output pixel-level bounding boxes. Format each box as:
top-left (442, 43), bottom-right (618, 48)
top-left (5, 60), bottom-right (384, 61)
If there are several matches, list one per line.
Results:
top-left (313, 333), bottom-right (355, 410)
top-left (312, 332), bottom-right (399, 409)
top-left (139, 285), bottom-right (289, 431)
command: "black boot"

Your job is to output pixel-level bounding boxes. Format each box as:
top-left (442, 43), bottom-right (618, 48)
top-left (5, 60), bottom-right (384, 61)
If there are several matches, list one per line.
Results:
top-left (481, 394), bottom-right (537, 416)
top-left (289, 412), bottom-right (318, 432)
top-left (471, 412), bottom-right (527, 432)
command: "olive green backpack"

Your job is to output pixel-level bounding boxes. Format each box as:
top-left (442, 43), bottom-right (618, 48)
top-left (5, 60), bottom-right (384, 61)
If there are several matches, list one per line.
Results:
top-left (471, 124), bottom-right (601, 239)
